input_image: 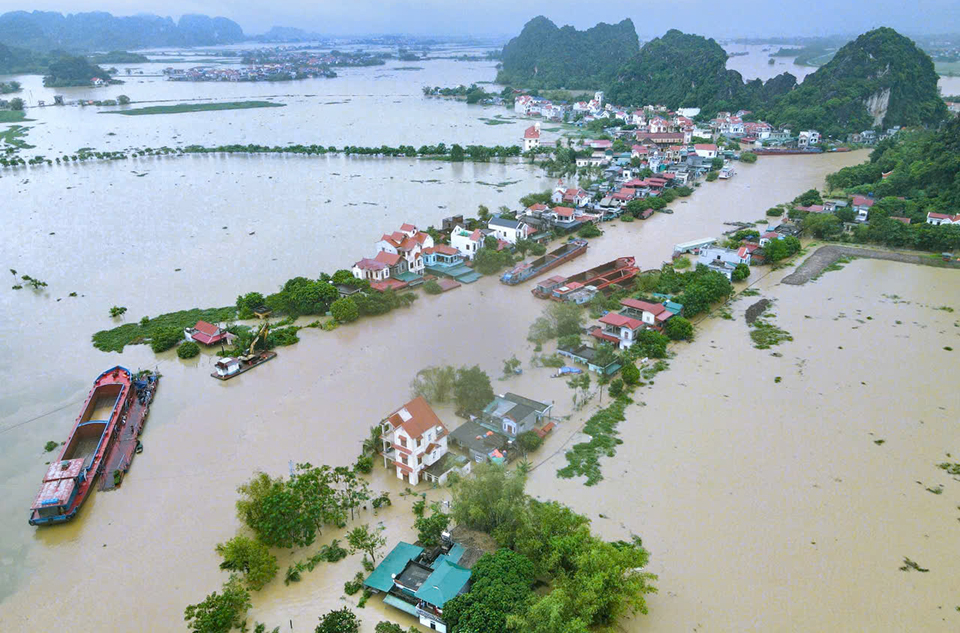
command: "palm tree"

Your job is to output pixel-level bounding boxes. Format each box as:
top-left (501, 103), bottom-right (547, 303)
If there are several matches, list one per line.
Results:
top-left (361, 425), bottom-right (383, 457)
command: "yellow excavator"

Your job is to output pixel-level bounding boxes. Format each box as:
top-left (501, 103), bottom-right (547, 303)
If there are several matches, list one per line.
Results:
top-left (239, 322), bottom-right (269, 363)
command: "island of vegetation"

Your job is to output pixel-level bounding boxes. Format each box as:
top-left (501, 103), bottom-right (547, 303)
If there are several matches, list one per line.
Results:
top-left (105, 101), bottom-right (286, 116)
top-left (43, 54), bottom-right (110, 87)
top-left (496, 15), bottom-right (640, 90)
top-left (87, 51), bottom-right (149, 64)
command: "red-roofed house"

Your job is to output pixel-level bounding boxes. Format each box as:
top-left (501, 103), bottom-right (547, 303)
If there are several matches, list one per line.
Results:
top-left (926, 212), bottom-right (960, 226)
top-left (551, 186), bottom-right (590, 207)
top-left (620, 298), bottom-right (671, 328)
top-left (450, 225), bottom-right (486, 260)
top-left (694, 143), bottom-right (718, 159)
top-left (523, 122), bottom-right (541, 151)
top-left (375, 224), bottom-right (433, 275)
top-left (185, 320), bottom-right (230, 346)
top-left (595, 312), bottom-right (644, 349)
top-left (353, 257), bottom-right (390, 282)
top-left (379, 396), bottom-right (450, 485)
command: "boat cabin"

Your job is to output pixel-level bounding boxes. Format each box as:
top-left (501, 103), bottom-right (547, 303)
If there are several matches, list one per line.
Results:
top-left (214, 357), bottom-right (241, 378)
top-left (31, 458), bottom-right (85, 520)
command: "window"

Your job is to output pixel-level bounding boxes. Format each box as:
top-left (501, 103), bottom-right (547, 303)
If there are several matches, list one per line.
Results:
top-left (399, 436), bottom-right (407, 448)
top-left (416, 437), bottom-right (422, 448)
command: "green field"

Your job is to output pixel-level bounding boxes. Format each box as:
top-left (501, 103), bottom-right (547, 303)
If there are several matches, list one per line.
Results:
top-left (106, 101), bottom-right (285, 116)
top-left (0, 110), bottom-right (27, 123)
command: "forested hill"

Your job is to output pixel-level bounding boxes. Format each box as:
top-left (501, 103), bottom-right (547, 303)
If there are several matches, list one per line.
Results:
top-left (0, 11), bottom-right (245, 52)
top-left (607, 29), bottom-right (795, 113)
top-left (761, 28), bottom-right (947, 136)
top-left (496, 16), bottom-right (640, 90)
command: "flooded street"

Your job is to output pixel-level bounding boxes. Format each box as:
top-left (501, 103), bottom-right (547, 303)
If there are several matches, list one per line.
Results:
top-left (2, 55), bottom-right (958, 632)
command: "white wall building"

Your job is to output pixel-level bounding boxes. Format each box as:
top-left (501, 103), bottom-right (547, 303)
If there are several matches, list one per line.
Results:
top-left (380, 396), bottom-right (450, 486)
top-left (488, 217), bottom-right (527, 245)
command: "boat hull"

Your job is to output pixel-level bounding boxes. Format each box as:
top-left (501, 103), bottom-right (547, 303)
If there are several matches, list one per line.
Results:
top-left (500, 239), bottom-right (588, 285)
top-left (29, 367), bottom-right (157, 526)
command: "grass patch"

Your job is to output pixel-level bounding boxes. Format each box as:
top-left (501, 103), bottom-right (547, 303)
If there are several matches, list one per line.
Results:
top-left (105, 101), bottom-right (285, 116)
top-left (937, 462), bottom-right (960, 477)
top-left (393, 66), bottom-right (423, 71)
top-left (0, 124), bottom-right (34, 149)
top-left (557, 396), bottom-right (631, 486)
top-left (92, 306), bottom-right (237, 352)
top-left (814, 255), bottom-right (856, 280)
top-left (0, 110), bottom-right (27, 123)
top-left (478, 117), bottom-right (513, 126)
top-left (476, 179), bottom-right (520, 187)
top-left (740, 288), bottom-right (760, 297)
top-left (750, 318), bottom-right (793, 349)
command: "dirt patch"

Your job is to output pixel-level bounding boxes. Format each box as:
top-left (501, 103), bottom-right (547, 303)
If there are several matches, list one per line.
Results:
top-left (449, 525), bottom-right (497, 568)
top-left (745, 298), bottom-right (772, 324)
top-left (782, 245), bottom-right (960, 285)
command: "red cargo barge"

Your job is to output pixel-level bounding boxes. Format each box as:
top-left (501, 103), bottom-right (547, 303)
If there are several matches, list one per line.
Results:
top-left (532, 256), bottom-right (638, 301)
top-left (29, 366), bottom-right (158, 526)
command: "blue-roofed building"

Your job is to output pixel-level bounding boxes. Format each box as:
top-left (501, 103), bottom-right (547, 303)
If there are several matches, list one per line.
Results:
top-left (365, 540), bottom-right (473, 633)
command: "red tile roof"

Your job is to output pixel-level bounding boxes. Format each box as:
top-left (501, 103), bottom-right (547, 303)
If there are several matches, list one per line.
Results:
top-left (194, 320), bottom-right (220, 336)
top-left (524, 125), bottom-right (540, 139)
top-left (554, 207), bottom-right (575, 218)
top-left (383, 396), bottom-right (448, 441)
top-left (400, 223), bottom-right (416, 231)
top-left (355, 257), bottom-right (388, 271)
top-left (424, 244), bottom-right (460, 256)
top-left (599, 313), bottom-right (643, 330)
top-left (694, 143), bottom-right (718, 150)
top-left (374, 251), bottom-right (402, 266)
top-left (851, 195), bottom-right (875, 208)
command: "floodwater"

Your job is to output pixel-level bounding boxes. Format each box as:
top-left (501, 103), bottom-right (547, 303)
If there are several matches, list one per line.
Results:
top-left (2, 53), bottom-right (958, 632)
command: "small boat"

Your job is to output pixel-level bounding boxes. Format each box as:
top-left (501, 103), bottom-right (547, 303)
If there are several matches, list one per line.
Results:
top-left (29, 367), bottom-right (158, 526)
top-left (719, 166), bottom-right (735, 179)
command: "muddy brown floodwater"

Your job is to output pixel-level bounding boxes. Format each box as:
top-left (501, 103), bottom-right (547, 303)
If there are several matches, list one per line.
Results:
top-left (2, 140), bottom-right (958, 633)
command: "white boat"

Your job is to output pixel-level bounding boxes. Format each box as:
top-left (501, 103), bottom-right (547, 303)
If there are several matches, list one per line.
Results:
top-left (719, 166), bottom-right (735, 179)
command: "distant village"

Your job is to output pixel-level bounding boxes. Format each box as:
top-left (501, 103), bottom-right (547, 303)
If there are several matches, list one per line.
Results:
top-left (161, 50), bottom-right (387, 82)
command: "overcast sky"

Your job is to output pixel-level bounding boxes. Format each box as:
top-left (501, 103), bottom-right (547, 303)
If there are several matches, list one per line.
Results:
top-left (1, 1), bottom-right (956, 39)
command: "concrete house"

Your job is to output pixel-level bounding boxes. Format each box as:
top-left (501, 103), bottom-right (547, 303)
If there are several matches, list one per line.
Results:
top-left (480, 393), bottom-right (552, 438)
top-left (353, 257), bottom-right (390, 282)
top-left (375, 224), bottom-right (434, 276)
top-left (487, 217), bottom-right (527, 245)
top-left (697, 245), bottom-right (751, 279)
top-left (619, 298), bottom-right (672, 330)
top-left (592, 312), bottom-right (644, 350)
top-left (523, 122), bottom-right (541, 151)
top-left (450, 225), bottom-right (487, 260)
top-left (927, 212), bottom-right (960, 225)
top-left (380, 396), bottom-right (450, 486)
top-left (851, 195), bottom-right (875, 223)
top-left (694, 144), bottom-right (719, 159)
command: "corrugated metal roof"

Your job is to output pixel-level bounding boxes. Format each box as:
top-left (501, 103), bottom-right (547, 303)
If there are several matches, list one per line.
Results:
top-left (414, 558), bottom-right (472, 608)
top-left (365, 542), bottom-right (423, 593)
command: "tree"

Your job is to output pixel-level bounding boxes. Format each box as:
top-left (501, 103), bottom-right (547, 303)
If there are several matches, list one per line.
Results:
top-left (763, 235), bottom-right (801, 262)
top-left (731, 263), bottom-right (750, 282)
top-left (710, 157), bottom-right (724, 170)
top-left (177, 341), bottom-right (201, 359)
top-left (330, 297), bottom-right (359, 323)
top-left (415, 506), bottom-right (450, 546)
top-left (453, 365), bottom-right (494, 415)
top-left (236, 291), bottom-right (266, 318)
top-left (184, 576), bottom-right (251, 633)
top-left (664, 316), bottom-right (694, 341)
top-left (315, 608), bottom-right (360, 633)
top-left (117, 94), bottom-right (130, 105)
top-left (503, 355), bottom-right (521, 376)
top-left (477, 205), bottom-right (491, 222)
top-left (109, 305), bottom-right (127, 318)
top-left (567, 373), bottom-right (591, 407)
top-left (620, 363), bottom-right (640, 385)
top-left (517, 431), bottom-right (544, 452)
top-left (423, 279), bottom-right (443, 294)
top-left (527, 316), bottom-right (556, 345)
top-left (592, 343), bottom-right (617, 367)
top-left (740, 151), bottom-right (757, 163)
top-left (608, 378), bottom-right (624, 398)
top-left (793, 188), bottom-right (823, 207)
top-left (215, 535), bottom-right (279, 591)
top-left (548, 301), bottom-right (585, 337)
top-left (451, 462), bottom-right (527, 535)
top-left (706, 171), bottom-right (719, 182)
top-left (347, 524), bottom-right (386, 564)
top-left (578, 223), bottom-right (602, 238)
top-left (443, 549), bottom-right (535, 632)
top-left (411, 365), bottom-right (457, 403)
top-left (9, 97), bottom-right (24, 111)
top-left (450, 144), bottom-right (465, 161)
top-left (802, 212), bottom-right (842, 238)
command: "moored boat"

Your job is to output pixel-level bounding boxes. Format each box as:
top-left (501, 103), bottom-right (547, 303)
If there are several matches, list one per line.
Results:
top-left (29, 366), bottom-right (157, 526)
top-left (532, 256), bottom-right (638, 301)
top-left (500, 238), bottom-right (588, 285)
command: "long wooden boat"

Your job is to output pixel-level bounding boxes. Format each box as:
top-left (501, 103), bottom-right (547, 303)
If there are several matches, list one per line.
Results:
top-left (532, 256), bottom-right (638, 300)
top-left (500, 238), bottom-right (588, 285)
top-left (29, 366), bottom-right (158, 526)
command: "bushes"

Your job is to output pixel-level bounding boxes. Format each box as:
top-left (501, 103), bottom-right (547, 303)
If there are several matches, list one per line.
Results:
top-left (415, 507), bottom-right (450, 546)
top-left (706, 171), bottom-right (719, 182)
top-left (675, 185), bottom-right (694, 197)
top-left (664, 316), bottom-right (694, 341)
top-left (150, 326), bottom-right (184, 353)
top-left (633, 329), bottom-right (670, 358)
top-left (763, 235), bottom-right (802, 262)
top-left (517, 431), bottom-right (544, 452)
top-left (766, 207), bottom-right (783, 217)
top-left (740, 151), bottom-right (758, 163)
top-left (330, 297), bottom-right (359, 323)
top-left (620, 363), bottom-right (640, 385)
top-left (578, 223), bottom-right (603, 238)
top-left (184, 575), bottom-right (251, 633)
top-left (354, 455), bottom-right (373, 474)
top-left (731, 263), bottom-right (751, 282)
top-left (423, 279), bottom-right (443, 294)
top-left (608, 378), bottom-right (624, 398)
top-left (177, 341), bottom-right (200, 359)
top-left (215, 535), bottom-right (279, 591)
top-left (315, 608), bottom-right (360, 633)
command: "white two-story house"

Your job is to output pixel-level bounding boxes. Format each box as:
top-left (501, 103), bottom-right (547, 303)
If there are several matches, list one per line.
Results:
top-left (375, 224), bottom-right (433, 276)
top-left (380, 396), bottom-right (450, 486)
top-left (450, 225), bottom-right (486, 260)
top-left (487, 217), bottom-right (528, 245)
top-left (593, 313), bottom-right (644, 350)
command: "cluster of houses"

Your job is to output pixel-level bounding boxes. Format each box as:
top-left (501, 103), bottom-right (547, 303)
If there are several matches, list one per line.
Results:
top-left (378, 392), bottom-right (554, 486)
top-left (163, 62), bottom-right (335, 82)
